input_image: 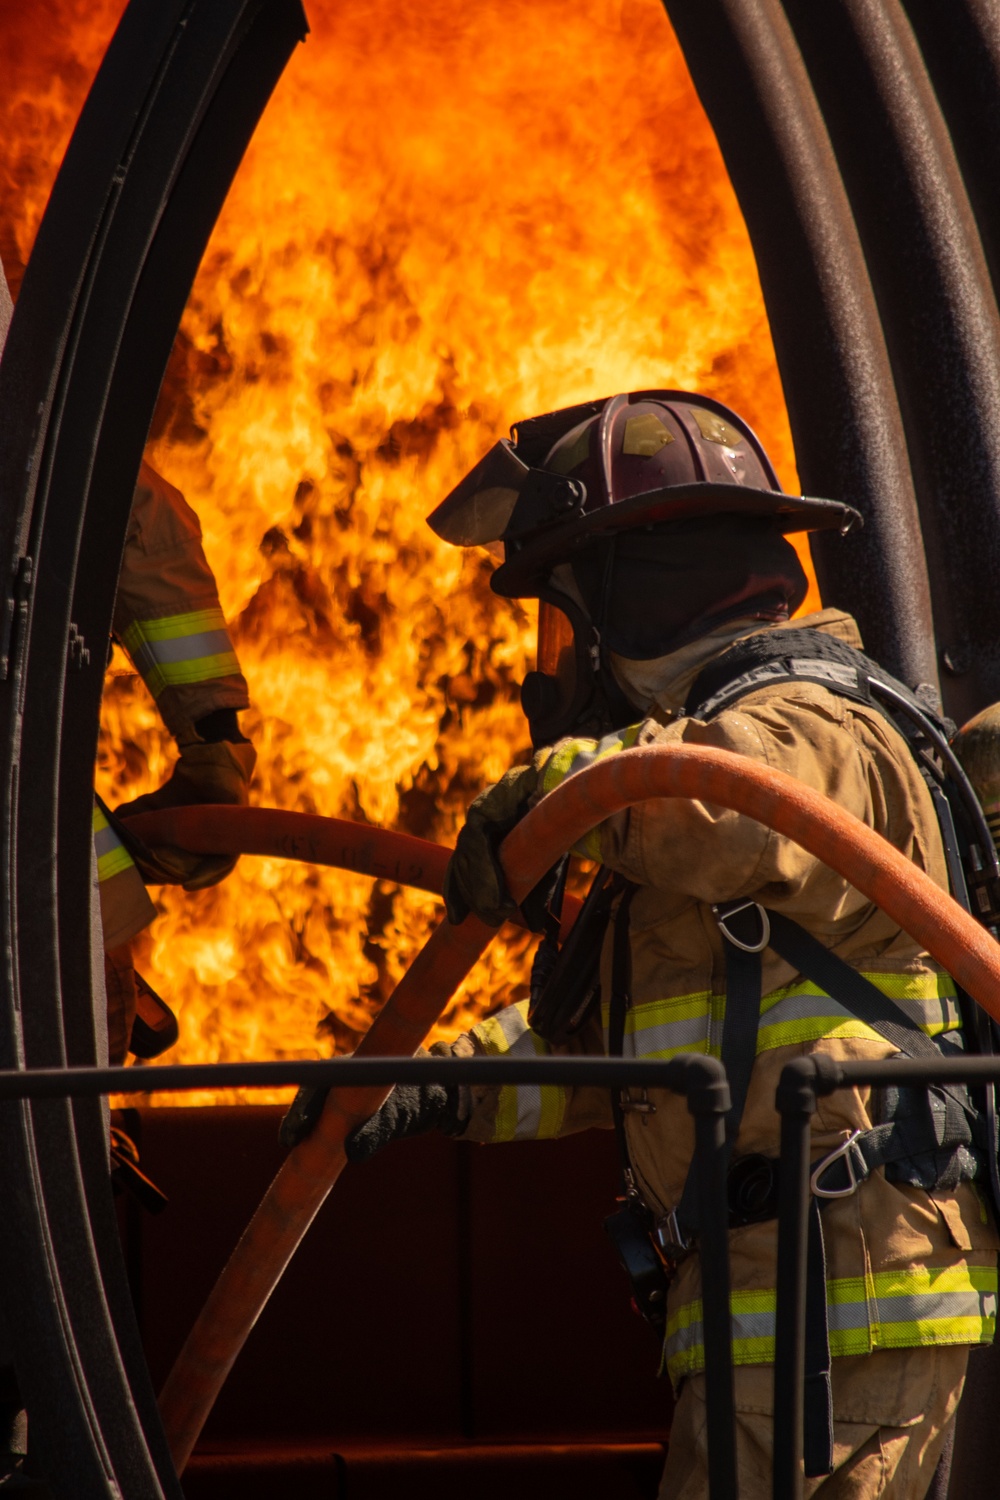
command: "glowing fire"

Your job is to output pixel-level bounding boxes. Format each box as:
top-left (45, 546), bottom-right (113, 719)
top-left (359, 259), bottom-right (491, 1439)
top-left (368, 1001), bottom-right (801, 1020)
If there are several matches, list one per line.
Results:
top-left (0, 0), bottom-right (815, 1104)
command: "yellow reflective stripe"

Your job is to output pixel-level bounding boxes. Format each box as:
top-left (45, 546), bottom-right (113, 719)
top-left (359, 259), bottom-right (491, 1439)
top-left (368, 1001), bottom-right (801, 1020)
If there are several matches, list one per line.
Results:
top-left (756, 971), bottom-right (960, 1052)
top-left (664, 1263), bottom-right (997, 1386)
top-left (124, 607), bottom-right (225, 643)
top-left (579, 829), bottom-right (603, 862)
top-left (121, 608), bottom-right (239, 698)
top-left (538, 725), bottom-right (642, 858)
top-left (92, 804), bottom-right (135, 882)
top-left (472, 1000), bottom-right (567, 1143)
top-left (541, 739), bottom-right (591, 795)
top-left (604, 971), bottom-right (959, 1066)
top-left (539, 728), bottom-right (642, 791)
top-left (601, 990), bottom-right (716, 1061)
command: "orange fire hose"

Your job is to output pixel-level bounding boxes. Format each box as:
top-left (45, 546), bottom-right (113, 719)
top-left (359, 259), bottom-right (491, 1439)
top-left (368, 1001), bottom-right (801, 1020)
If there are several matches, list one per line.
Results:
top-left (124, 804), bottom-right (582, 935)
top-left (126, 805), bottom-right (453, 894)
top-left (157, 743), bottom-right (1000, 1473)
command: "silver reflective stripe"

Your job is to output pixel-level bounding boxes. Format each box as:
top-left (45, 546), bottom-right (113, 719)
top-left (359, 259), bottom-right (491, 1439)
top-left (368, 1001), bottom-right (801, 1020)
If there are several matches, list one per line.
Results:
top-left (477, 1003), bottom-right (544, 1139)
top-left (787, 658), bottom-right (861, 693)
top-left (606, 1010), bottom-right (711, 1060)
top-left (730, 1308), bottom-right (774, 1342)
top-left (759, 988), bottom-right (959, 1041)
top-left (503, 1027), bottom-right (543, 1139)
top-left (132, 627), bottom-right (233, 670)
top-left (844, 1287), bottom-right (999, 1331)
top-left (93, 821), bottom-right (122, 861)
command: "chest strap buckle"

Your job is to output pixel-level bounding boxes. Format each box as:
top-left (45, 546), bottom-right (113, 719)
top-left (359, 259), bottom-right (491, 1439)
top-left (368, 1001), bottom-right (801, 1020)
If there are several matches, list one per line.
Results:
top-left (712, 898), bottom-right (771, 953)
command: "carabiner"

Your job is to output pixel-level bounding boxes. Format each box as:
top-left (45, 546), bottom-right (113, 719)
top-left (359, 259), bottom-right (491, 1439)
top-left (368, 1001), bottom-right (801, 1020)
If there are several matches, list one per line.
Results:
top-left (810, 1129), bottom-right (866, 1199)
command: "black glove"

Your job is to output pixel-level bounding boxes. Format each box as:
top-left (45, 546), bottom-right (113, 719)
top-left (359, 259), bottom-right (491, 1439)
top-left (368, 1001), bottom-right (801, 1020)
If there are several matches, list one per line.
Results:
top-left (279, 1068), bottom-right (464, 1158)
top-left (115, 718), bottom-right (255, 890)
top-left (444, 757), bottom-right (561, 930)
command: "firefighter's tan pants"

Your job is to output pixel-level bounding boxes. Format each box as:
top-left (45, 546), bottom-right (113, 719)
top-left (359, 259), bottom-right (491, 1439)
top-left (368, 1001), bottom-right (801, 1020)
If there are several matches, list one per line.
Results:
top-left (659, 1346), bottom-right (967, 1499)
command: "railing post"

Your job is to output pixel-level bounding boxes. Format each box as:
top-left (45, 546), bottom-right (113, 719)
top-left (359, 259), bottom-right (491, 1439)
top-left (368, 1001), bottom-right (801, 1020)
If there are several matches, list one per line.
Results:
top-left (680, 1056), bottom-right (737, 1500)
top-left (772, 1057), bottom-right (827, 1500)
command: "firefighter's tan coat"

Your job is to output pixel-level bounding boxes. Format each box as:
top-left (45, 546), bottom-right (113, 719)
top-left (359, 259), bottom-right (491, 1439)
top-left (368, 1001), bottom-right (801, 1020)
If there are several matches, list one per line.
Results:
top-left (459, 610), bottom-right (998, 1495)
top-left (99, 460), bottom-right (250, 954)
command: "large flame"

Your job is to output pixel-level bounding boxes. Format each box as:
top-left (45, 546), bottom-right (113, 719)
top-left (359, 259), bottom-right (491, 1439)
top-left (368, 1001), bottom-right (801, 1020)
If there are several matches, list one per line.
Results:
top-left (1, 0), bottom-right (815, 1104)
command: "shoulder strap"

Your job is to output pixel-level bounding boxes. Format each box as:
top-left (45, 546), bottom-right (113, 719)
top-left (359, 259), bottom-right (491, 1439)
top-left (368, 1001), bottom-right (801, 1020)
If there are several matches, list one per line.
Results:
top-left (666, 904), bottom-right (976, 1253)
top-left (685, 627), bottom-right (999, 902)
top-left (684, 625), bottom-right (948, 730)
top-left (686, 626), bottom-right (1000, 1207)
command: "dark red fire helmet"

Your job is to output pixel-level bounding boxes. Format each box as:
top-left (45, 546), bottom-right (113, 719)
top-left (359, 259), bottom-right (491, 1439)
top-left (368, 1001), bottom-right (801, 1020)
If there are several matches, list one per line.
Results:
top-left (428, 390), bottom-right (861, 598)
top-left (428, 391), bottom-right (862, 745)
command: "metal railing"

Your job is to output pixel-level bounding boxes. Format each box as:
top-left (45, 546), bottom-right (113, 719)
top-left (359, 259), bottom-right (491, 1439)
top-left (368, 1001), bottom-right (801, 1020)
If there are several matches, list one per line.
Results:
top-left (773, 1053), bottom-right (1000, 1500)
top-left (0, 1053), bottom-right (739, 1500)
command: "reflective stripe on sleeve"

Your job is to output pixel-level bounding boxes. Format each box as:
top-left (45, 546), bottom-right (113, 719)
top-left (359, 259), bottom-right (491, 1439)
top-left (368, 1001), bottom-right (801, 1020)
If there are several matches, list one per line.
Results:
top-left (471, 1000), bottom-right (567, 1143)
top-left (121, 608), bottom-right (239, 698)
top-left (664, 1263), bottom-right (998, 1387)
top-left (93, 803), bottom-right (135, 883)
top-left (540, 726), bottom-right (642, 860)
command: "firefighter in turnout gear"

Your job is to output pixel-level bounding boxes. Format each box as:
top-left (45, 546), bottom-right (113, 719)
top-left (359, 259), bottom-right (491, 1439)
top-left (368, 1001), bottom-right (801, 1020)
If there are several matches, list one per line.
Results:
top-left (99, 458), bottom-right (255, 1062)
top-left (288, 391), bottom-right (999, 1497)
top-left (1, 250), bottom-right (255, 1068)
top-left (0, 253), bottom-right (254, 1479)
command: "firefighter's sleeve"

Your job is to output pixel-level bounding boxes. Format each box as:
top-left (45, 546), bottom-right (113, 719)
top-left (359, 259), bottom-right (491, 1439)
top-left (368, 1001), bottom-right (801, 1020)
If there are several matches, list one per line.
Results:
top-left (112, 461), bottom-right (249, 744)
top-left (458, 1001), bottom-right (613, 1143)
top-left (538, 690), bottom-right (890, 917)
top-left (93, 800), bottom-right (156, 950)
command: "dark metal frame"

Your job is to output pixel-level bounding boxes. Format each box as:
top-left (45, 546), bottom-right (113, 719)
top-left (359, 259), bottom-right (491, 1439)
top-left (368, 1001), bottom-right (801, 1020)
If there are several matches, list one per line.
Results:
top-left (0, 1054), bottom-right (738, 1500)
top-left (0, 3), bottom-right (306, 1495)
top-left (661, 0), bottom-right (1000, 723)
top-left (773, 1053), bottom-right (1000, 1500)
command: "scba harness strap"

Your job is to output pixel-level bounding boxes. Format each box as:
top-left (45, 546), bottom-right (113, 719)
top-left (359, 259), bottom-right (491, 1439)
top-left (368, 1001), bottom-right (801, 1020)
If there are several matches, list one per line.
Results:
top-left (600, 627), bottom-right (999, 1477)
top-left (714, 901), bottom-right (982, 1477)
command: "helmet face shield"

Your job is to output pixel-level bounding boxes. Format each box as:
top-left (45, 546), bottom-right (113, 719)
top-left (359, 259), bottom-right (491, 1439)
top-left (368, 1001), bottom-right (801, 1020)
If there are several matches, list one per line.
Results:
top-left (536, 598), bottom-right (576, 678)
top-left (521, 591), bottom-right (590, 746)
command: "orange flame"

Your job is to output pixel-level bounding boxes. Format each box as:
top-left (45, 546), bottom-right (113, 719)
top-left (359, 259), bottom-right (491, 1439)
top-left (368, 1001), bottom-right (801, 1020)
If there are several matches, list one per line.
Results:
top-left (0, 0), bottom-right (815, 1105)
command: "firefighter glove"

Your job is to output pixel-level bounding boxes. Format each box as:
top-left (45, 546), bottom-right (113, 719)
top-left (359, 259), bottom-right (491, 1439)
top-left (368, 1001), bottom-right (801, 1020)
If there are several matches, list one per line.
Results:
top-left (279, 1046), bottom-right (465, 1157)
top-left (345, 1077), bottom-right (464, 1162)
top-left (444, 756), bottom-right (551, 928)
top-left (115, 738), bottom-right (256, 890)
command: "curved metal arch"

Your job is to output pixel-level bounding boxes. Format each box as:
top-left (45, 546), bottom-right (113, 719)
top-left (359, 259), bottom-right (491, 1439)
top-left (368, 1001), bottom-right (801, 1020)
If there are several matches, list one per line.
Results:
top-left (779, 0), bottom-right (1000, 725)
top-left (0, 0), bottom-right (305, 1494)
top-left (659, 0), bottom-right (938, 699)
top-left (900, 0), bottom-right (1000, 307)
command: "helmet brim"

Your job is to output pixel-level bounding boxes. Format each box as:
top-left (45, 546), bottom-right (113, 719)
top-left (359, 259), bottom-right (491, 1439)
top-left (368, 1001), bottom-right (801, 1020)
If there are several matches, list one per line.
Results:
top-left (491, 482), bottom-right (862, 597)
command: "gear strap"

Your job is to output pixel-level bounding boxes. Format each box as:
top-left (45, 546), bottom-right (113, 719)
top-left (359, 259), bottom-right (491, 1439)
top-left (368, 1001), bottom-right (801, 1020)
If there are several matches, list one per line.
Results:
top-left (608, 879), bottom-right (640, 1199)
top-left (668, 903), bottom-right (975, 1477)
